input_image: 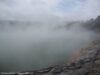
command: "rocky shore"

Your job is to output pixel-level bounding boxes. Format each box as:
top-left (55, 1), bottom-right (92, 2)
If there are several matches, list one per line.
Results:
top-left (1, 40), bottom-right (100, 75)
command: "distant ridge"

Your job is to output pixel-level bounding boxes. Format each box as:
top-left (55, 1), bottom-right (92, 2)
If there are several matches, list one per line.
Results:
top-left (84, 15), bottom-right (100, 31)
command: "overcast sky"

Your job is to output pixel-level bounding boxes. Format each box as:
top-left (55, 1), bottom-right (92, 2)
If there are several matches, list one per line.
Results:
top-left (0, 0), bottom-right (100, 21)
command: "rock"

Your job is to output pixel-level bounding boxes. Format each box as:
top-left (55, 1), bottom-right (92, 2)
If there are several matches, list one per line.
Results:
top-left (94, 60), bottom-right (100, 64)
top-left (51, 66), bottom-right (64, 74)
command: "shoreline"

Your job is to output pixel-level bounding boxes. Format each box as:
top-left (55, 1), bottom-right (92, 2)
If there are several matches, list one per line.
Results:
top-left (1, 40), bottom-right (100, 75)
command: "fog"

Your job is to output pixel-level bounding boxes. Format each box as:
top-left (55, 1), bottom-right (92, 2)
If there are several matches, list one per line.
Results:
top-left (0, 21), bottom-right (98, 72)
top-left (0, 0), bottom-right (100, 72)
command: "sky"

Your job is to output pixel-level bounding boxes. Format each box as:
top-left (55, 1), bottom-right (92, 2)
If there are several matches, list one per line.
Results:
top-left (0, 0), bottom-right (100, 21)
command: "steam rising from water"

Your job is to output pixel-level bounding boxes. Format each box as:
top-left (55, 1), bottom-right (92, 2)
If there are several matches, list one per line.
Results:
top-left (0, 0), bottom-right (100, 72)
top-left (0, 22), bottom-right (97, 72)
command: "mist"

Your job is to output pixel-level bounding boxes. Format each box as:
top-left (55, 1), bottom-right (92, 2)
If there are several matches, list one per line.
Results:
top-left (0, 0), bottom-right (100, 72)
top-left (0, 20), bottom-right (98, 72)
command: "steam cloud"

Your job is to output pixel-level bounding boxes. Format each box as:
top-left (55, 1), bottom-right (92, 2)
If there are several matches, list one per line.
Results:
top-left (0, 0), bottom-right (100, 72)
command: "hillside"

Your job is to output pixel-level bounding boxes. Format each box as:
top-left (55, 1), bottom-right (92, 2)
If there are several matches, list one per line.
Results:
top-left (83, 15), bottom-right (100, 31)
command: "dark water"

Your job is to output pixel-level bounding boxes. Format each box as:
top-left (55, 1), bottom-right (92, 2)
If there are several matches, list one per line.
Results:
top-left (0, 25), bottom-right (95, 72)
